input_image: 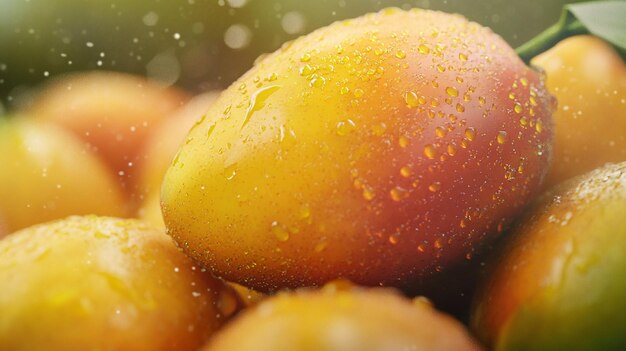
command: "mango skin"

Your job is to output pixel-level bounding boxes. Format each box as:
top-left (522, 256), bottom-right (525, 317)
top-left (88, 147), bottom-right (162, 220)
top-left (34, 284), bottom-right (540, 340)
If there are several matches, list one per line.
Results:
top-left (205, 285), bottom-right (483, 351)
top-left (0, 118), bottom-right (126, 237)
top-left (532, 35), bottom-right (626, 189)
top-left (0, 216), bottom-right (240, 351)
top-left (28, 71), bottom-right (189, 205)
top-left (162, 8), bottom-right (554, 291)
top-left (471, 162), bottom-right (626, 351)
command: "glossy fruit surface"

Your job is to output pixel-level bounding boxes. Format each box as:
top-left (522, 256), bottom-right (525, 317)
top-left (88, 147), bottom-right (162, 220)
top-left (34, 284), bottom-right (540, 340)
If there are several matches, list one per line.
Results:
top-left (28, 71), bottom-right (188, 203)
top-left (0, 216), bottom-right (240, 351)
top-left (471, 162), bottom-right (626, 351)
top-left (162, 8), bottom-right (554, 291)
top-left (205, 284), bottom-right (483, 351)
top-left (532, 35), bottom-right (626, 189)
top-left (0, 118), bottom-right (125, 237)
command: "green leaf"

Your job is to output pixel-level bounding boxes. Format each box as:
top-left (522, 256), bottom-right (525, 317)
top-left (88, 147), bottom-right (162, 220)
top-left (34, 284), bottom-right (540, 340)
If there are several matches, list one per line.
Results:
top-left (516, 1), bottom-right (626, 63)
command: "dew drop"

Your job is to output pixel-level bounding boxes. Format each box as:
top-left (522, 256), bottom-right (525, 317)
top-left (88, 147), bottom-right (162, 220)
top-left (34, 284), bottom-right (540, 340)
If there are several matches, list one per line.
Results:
top-left (428, 182), bottom-right (441, 192)
top-left (445, 86), bottom-right (458, 97)
top-left (423, 144), bottom-right (436, 159)
top-left (399, 135), bottom-right (410, 148)
top-left (496, 131), bottom-right (507, 144)
top-left (300, 53), bottom-right (311, 62)
top-left (390, 186), bottom-right (409, 202)
top-left (271, 221), bottom-right (290, 242)
top-left (464, 127), bottom-right (476, 141)
top-left (336, 119), bottom-right (356, 136)
top-left (404, 91), bottom-right (419, 108)
top-left (435, 126), bottom-right (447, 138)
top-left (519, 116), bottom-right (528, 127)
top-left (362, 186), bottom-right (375, 201)
top-left (447, 143), bottom-right (457, 156)
top-left (400, 166), bottom-right (412, 178)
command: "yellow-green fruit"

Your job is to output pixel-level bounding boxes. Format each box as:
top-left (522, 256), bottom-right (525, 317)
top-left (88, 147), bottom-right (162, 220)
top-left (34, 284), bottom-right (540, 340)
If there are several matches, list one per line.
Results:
top-left (162, 8), bottom-right (553, 291)
top-left (205, 285), bottom-right (483, 351)
top-left (532, 35), bottom-right (626, 189)
top-left (0, 216), bottom-right (240, 351)
top-left (471, 162), bottom-right (626, 350)
top-left (0, 118), bottom-right (126, 237)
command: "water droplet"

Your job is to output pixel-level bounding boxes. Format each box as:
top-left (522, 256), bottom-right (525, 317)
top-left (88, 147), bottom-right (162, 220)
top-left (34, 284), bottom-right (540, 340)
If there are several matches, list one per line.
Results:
top-left (456, 103), bottom-right (465, 113)
top-left (459, 53), bottom-right (468, 61)
top-left (299, 64), bottom-right (313, 76)
top-left (418, 44), bottom-right (430, 54)
top-left (390, 186), bottom-right (409, 202)
top-left (464, 127), bottom-right (476, 141)
top-left (309, 76), bottom-right (325, 87)
top-left (388, 233), bottom-right (399, 244)
top-left (362, 186), bottom-right (375, 201)
top-left (278, 125), bottom-right (297, 149)
top-left (223, 163), bottom-right (238, 180)
top-left (340, 86), bottom-right (350, 95)
top-left (435, 126), bottom-right (447, 138)
top-left (353, 88), bottom-right (364, 98)
top-left (423, 144), bottom-right (436, 159)
top-left (529, 96), bottom-right (538, 106)
top-left (514, 103), bottom-right (523, 114)
top-left (395, 50), bottom-right (406, 59)
top-left (436, 64), bottom-right (446, 73)
top-left (496, 131), bottom-right (507, 144)
top-left (336, 119), bottom-right (356, 136)
top-left (417, 244), bottom-right (426, 252)
top-left (404, 91), bottom-right (419, 108)
top-left (314, 241), bottom-right (328, 253)
top-left (399, 135), bottom-right (410, 148)
top-left (445, 86), bottom-right (458, 97)
top-left (400, 166), bottom-right (412, 178)
top-left (478, 96), bottom-right (486, 105)
top-left (428, 182), bottom-right (441, 192)
top-left (371, 122), bottom-right (387, 136)
top-left (271, 221), bottom-right (290, 242)
top-left (535, 120), bottom-right (543, 133)
top-left (300, 53), bottom-right (311, 62)
top-left (520, 77), bottom-right (529, 87)
top-left (519, 116), bottom-right (528, 127)
top-left (434, 239), bottom-right (443, 249)
top-left (242, 85), bottom-right (281, 129)
top-left (447, 143), bottom-right (457, 156)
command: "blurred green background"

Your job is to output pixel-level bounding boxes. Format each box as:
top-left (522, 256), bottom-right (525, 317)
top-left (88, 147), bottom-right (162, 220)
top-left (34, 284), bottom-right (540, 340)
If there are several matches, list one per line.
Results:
top-left (0, 0), bottom-right (591, 108)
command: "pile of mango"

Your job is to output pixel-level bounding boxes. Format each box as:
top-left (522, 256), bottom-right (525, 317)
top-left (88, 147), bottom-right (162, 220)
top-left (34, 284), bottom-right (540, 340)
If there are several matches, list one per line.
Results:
top-left (1, 6), bottom-right (625, 351)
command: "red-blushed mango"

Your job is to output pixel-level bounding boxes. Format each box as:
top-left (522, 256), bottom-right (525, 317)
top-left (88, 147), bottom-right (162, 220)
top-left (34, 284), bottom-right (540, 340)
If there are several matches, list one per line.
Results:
top-left (204, 284), bottom-right (483, 351)
top-left (0, 118), bottom-right (126, 237)
top-left (471, 162), bottom-right (626, 351)
top-left (532, 35), bottom-right (626, 189)
top-left (28, 71), bottom-right (189, 204)
top-left (0, 216), bottom-right (241, 351)
top-left (162, 8), bottom-right (554, 291)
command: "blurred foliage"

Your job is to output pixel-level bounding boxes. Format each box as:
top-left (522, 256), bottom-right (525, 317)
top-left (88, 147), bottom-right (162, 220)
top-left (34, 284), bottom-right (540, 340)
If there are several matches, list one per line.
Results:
top-left (0, 0), bottom-right (591, 108)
